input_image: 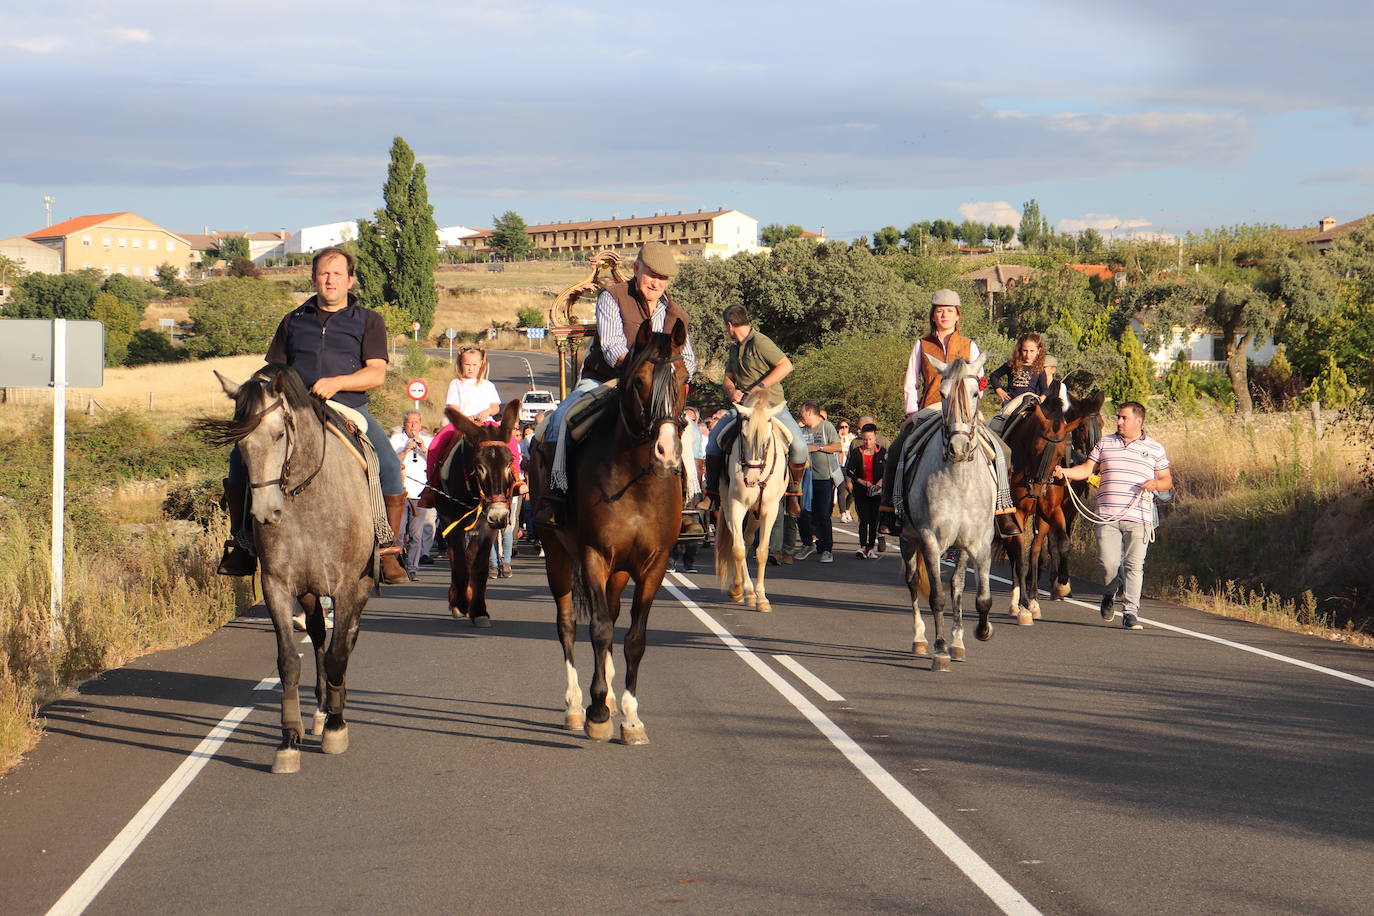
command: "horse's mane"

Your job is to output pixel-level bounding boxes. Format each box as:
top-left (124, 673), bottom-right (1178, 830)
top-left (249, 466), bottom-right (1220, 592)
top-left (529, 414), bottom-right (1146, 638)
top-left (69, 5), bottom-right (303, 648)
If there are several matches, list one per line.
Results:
top-left (617, 330), bottom-right (680, 424)
top-left (194, 363), bottom-right (331, 447)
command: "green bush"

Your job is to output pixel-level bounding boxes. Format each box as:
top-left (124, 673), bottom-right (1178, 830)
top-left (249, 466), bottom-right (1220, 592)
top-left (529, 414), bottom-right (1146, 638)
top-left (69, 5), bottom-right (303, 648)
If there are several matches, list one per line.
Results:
top-left (788, 333), bottom-right (914, 434)
top-left (90, 291), bottom-right (140, 366)
top-left (516, 306), bottom-right (545, 329)
top-left (125, 329), bottom-right (182, 365)
top-left (162, 478), bottom-right (223, 528)
top-left (184, 278), bottom-right (291, 358)
top-left (100, 273), bottom-right (153, 310)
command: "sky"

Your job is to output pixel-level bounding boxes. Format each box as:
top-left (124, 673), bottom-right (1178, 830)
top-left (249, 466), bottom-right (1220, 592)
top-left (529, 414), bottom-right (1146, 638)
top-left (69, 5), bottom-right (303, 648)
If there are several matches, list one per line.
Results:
top-left (2, 0), bottom-right (1372, 243)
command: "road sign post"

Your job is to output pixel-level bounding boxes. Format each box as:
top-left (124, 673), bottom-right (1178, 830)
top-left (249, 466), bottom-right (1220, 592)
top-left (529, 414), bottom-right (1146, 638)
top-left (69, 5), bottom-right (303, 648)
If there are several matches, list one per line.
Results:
top-left (411, 320), bottom-right (421, 342)
top-left (445, 326), bottom-right (457, 363)
top-left (406, 379), bottom-right (428, 409)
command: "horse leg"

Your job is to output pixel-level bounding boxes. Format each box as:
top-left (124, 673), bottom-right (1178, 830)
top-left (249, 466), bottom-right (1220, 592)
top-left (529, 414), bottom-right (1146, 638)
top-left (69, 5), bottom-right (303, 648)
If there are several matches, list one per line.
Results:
top-left (920, 533), bottom-right (952, 671)
top-left (319, 584), bottom-right (365, 756)
top-left (447, 538), bottom-right (468, 619)
top-left (901, 536), bottom-right (928, 656)
top-left (265, 579), bottom-right (304, 773)
top-left (973, 542), bottom-right (995, 643)
top-left (1027, 522), bottom-right (1050, 620)
top-left (297, 594), bottom-right (328, 736)
top-left (739, 513), bottom-right (757, 604)
top-left (581, 552), bottom-right (616, 741)
top-left (752, 505), bottom-right (777, 612)
top-left (545, 537), bottom-right (583, 730)
top-left (949, 551), bottom-right (967, 662)
top-left (603, 569), bottom-right (630, 717)
top-left (619, 573), bottom-right (663, 746)
top-left (1051, 507), bottom-right (1074, 599)
top-left (726, 504), bottom-right (747, 604)
top-left (1013, 533), bottom-right (1035, 627)
top-left (468, 532), bottom-right (493, 627)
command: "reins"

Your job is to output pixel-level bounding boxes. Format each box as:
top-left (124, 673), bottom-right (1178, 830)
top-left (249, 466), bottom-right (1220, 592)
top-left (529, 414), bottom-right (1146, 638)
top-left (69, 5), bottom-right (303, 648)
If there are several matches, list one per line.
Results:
top-left (245, 393), bottom-right (328, 497)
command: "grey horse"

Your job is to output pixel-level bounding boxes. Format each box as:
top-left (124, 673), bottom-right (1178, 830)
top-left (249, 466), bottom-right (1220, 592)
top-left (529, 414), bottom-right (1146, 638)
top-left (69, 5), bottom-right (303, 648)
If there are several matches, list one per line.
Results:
top-left (898, 352), bottom-right (996, 671)
top-left (198, 364), bottom-right (376, 773)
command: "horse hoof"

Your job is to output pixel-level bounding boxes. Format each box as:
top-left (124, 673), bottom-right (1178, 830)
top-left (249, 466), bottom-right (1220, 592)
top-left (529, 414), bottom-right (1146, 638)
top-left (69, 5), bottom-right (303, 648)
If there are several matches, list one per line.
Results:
top-left (1017, 611), bottom-right (1034, 627)
top-left (311, 711), bottom-right (326, 736)
top-left (565, 711), bottom-right (585, 731)
top-left (1030, 601), bottom-right (1042, 619)
top-left (1053, 583), bottom-right (1072, 599)
top-left (932, 655), bottom-right (952, 672)
top-left (756, 600), bottom-right (771, 613)
top-left (320, 726), bottom-right (349, 755)
top-left (913, 641), bottom-right (928, 656)
top-left (950, 646), bottom-right (966, 662)
top-left (471, 615), bottom-right (492, 628)
top-left (449, 606), bottom-right (463, 619)
top-left (976, 624), bottom-right (994, 642)
top-left (621, 724), bottom-right (650, 746)
top-left (271, 748), bottom-right (300, 774)
top-left (728, 589), bottom-right (744, 604)
top-left (585, 719), bottom-right (613, 742)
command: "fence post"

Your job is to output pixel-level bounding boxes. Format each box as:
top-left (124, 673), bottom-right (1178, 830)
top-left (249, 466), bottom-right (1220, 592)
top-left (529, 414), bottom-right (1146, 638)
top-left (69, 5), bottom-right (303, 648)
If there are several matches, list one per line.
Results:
top-left (1309, 398), bottom-right (1323, 439)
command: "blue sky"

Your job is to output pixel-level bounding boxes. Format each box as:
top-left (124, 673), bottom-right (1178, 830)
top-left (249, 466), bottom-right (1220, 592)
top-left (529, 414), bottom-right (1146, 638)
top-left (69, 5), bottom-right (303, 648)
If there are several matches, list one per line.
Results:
top-left (2, 0), bottom-right (1371, 241)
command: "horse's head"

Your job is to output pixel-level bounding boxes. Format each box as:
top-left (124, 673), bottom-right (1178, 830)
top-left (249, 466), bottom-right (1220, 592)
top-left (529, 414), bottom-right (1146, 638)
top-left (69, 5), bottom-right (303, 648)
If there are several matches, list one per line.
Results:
top-left (201, 364), bottom-right (320, 528)
top-left (733, 390), bottom-right (785, 488)
top-left (1066, 389), bottom-right (1105, 458)
top-left (621, 319), bottom-right (689, 477)
top-left (445, 399), bottom-right (521, 529)
top-left (927, 351), bottom-right (987, 461)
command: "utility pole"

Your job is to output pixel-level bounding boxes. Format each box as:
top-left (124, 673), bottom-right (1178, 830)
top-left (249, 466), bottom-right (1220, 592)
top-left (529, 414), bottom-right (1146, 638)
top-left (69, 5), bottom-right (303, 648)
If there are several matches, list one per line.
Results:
top-left (44, 195), bottom-right (54, 227)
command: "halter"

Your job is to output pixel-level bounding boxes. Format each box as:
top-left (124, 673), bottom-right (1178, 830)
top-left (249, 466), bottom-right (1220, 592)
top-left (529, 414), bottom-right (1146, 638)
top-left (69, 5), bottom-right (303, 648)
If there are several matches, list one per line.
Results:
top-left (736, 410), bottom-right (778, 487)
top-left (244, 392), bottom-right (327, 498)
top-left (439, 439), bottom-right (517, 537)
top-left (619, 350), bottom-right (687, 444)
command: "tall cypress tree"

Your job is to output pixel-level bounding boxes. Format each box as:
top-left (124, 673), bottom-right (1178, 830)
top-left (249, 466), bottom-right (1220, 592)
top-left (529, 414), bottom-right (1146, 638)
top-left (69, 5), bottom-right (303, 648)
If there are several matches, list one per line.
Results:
top-left (356, 136), bottom-right (439, 331)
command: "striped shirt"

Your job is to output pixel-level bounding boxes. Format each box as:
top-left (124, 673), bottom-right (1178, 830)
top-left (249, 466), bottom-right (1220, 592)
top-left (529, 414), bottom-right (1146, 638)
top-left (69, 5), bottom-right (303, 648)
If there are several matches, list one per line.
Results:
top-left (1089, 433), bottom-right (1170, 527)
top-left (593, 289), bottom-right (697, 375)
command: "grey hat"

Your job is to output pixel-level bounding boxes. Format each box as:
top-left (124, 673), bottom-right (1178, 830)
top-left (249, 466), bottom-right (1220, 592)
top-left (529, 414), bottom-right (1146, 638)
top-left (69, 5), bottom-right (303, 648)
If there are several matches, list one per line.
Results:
top-left (1043, 355), bottom-right (1059, 368)
top-left (931, 288), bottom-right (961, 307)
top-left (636, 241), bottom-right (679, 278)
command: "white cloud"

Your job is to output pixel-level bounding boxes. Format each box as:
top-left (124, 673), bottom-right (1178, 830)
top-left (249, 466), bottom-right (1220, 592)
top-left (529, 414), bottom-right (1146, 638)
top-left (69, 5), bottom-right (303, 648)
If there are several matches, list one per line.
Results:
top-left (959, 201), bottom-right (1021, 227)
top-left (1057, 214), bottom-right (1154, 233)
top-left (109, 27), bottom-right (152, 42)
top-left (4, 36), bottom-right (63, 53)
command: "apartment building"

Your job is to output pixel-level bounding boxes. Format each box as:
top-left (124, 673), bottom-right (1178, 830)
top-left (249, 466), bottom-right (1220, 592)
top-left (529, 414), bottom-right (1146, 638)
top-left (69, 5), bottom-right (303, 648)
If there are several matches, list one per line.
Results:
top-left (23, 212), bottom-right (193, 278)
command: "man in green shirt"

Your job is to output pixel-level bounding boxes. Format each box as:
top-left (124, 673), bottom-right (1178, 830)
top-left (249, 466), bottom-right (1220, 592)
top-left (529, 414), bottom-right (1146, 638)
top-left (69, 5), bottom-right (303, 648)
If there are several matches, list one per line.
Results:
top-left (703, 305), bottom-right (810, 515)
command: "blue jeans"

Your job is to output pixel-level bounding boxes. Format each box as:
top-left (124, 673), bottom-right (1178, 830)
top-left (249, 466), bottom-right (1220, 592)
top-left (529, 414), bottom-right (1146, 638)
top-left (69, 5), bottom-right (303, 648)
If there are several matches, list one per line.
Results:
top-left (490, 496), bottom-right (518, 565)
top-left (542, 377), bottom-right (600, 445)
top-left (228, 403), bottom-right (402, 496)
top-left (705, 406), bottom-right (808, 464)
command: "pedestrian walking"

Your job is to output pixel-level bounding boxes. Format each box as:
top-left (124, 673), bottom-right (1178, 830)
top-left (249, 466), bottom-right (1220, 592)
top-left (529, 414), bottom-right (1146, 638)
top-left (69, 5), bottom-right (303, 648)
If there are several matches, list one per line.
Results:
top-left (836, 420), bottom-right (856, 522)
top-left (797, 401), bottom-right (841, 563)
top-left (843, 423), bottom-right (885, 557)
top-left (389, 409), bottom-right (435, 579)
top-left (1054, 401), bottom-right (1172, 630)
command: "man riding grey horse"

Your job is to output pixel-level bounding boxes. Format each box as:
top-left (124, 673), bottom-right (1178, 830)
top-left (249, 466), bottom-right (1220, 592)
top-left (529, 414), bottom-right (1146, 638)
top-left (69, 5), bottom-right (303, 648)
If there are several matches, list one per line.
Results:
top-left (533, 241), bottom-right (698, 529)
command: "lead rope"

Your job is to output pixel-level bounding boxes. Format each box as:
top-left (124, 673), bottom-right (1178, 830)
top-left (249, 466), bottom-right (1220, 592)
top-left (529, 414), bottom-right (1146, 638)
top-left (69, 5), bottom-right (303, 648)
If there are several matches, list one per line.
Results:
top-left (1062, 481), bottom-right (1155, 543)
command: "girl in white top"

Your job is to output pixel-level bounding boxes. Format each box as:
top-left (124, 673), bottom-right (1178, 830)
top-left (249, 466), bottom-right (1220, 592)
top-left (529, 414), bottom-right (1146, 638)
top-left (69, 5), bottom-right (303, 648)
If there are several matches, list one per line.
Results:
top-left (444, 348), bottom-right (501, 422)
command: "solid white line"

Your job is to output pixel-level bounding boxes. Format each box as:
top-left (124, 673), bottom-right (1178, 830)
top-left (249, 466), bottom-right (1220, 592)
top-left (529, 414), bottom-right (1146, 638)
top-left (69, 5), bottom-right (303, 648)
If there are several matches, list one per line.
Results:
top-left (668, 570), bottom-right (698, 590)
top-left (774, 655), bottom-right (846, 701)
top-left (45, 676), bottom-right (276, 916)
top-left (952, 563), bottom-right (1374, 690)
top-left (664, 582), bottom-right (1038, 916)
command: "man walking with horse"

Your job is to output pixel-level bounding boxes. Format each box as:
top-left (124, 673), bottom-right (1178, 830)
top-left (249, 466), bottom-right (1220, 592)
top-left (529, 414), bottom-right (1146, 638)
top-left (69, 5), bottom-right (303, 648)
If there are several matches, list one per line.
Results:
top-left (878, 288), bottom-right (1021, 538)
top-left (701, 304), bottom-right (809, 516)
top-left (216, 246), bottom-right (409, 583)
top-left (534, 241), bottom-right (697, 529)
top-left (1054, 400), bottom-right (1172, 630)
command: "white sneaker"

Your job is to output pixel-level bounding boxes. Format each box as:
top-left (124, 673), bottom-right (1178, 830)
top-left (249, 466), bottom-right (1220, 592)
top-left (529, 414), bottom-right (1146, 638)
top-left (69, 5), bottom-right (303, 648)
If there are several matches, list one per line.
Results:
top-left (841, 512), bottom-right (853, 523)
top-left (865, 547), bottom-right (878, 558)
top-left (819, 550), bottom-right (833, 563)
top-left (794, 545), bottom-right (816, 560)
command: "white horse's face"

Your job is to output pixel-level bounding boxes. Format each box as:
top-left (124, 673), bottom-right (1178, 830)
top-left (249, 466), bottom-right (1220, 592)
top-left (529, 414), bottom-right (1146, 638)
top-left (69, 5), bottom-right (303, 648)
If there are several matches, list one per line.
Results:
top-left (929, 352), bottom-right (987, 462)
top-left (239, 399), bottom-right (291, 525)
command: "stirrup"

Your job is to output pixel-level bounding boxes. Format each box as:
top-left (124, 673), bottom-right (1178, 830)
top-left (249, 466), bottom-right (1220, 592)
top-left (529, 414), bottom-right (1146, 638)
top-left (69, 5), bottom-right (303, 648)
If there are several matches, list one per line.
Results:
top-left (217, 540), bottom-right (257, 577)
top-left (995, 510), bottom-right (1023, 538)
top-left (534, 492), bottom-right (565, 530)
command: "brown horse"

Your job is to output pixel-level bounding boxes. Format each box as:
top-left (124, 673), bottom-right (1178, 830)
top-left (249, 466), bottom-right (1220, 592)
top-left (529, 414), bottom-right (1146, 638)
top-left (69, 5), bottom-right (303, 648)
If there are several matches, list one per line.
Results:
top-left (997, 391), bottom-right (1101, 625)
top-left (529, 320), bottom-right (689, 744)
top-left (433, 400), bottom-right (521, 627)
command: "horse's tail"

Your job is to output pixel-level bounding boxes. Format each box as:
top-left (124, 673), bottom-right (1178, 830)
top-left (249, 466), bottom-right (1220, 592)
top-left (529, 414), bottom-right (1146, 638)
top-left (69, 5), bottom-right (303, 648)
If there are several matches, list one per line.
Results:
top-left (570, 563), bottom-right (592, 625)
top-left (714, 505), bottom-right (737, 594)
top-left (914, 548), bottom-right (931, 601)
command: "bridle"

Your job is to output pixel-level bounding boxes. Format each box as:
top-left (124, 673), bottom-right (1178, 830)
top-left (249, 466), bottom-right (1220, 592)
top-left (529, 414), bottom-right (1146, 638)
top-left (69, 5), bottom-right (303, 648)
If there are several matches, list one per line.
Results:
top-left (941, 372), bottom-right (980, 462)
top-left (1025, 424), bottom-right (1070, 499)
top-left (620, 349), bottom-right (687, 445)
top-left (737, 414), bottom-right (777, 485)
top-left (441, 439), bottom-right (517, 535)
top-left (244, 391), bottom-right (327, 498)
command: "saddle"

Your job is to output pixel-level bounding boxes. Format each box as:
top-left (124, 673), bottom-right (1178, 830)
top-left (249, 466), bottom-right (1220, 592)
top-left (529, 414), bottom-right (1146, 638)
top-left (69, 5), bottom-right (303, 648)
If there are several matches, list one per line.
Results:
top-left (894, 412), bottom-right (1002, 508)
top-left (985, 393), bottom-right (1037, 443)
top-left (564, 380), bottom-right (620, 445)
top-left (720, 410), bottom-right (792, 463)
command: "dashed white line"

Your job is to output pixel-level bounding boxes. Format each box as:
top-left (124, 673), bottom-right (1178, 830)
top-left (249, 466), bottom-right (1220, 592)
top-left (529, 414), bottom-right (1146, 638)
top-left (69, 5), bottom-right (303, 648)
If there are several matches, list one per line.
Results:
top-left (774, 655), bottom-right (846, 701)
top-left (664, 581), bottom-right (1039, 916)
top-left (46, 676), bottom-right (277, 916)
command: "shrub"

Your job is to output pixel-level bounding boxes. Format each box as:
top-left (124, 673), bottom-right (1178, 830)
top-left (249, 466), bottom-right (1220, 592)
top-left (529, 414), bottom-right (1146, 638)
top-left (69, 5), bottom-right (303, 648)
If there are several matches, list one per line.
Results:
top-left (1249, 349), bottom-right (1306, 411)
top-left (100, 273), bottom-right (153, 310)
top-left (788, 333), bottom-right (913, 434)
top-left (183, 278), bottom-right (291, 358)
top-left (90, 292), bottom-right (140, 366)
top-left (227, 258), bottom-right (260, 278)
top-left (1107, 327), bottom-right (1154, 405)
top-left (5, 272), bottom-right (97, 319)
top-left (1308, 355), bottom-right (1360, 409)
top-left (515, 306), bottom-right (545, 329)
top-left (125, 329), bottom-right (182, 365)
top-left (162, 478), bottom-right (223, 528)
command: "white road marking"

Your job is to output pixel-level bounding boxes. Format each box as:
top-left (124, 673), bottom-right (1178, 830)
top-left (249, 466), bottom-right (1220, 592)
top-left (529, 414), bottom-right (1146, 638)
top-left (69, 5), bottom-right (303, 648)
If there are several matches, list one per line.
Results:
top-left (773, 655), bottom-right (846, 701)
top-left (945, 561), bottom-right (1374, 690)
top-left (45, 676), bottom-right (276, 916)
top-left (668, 570), bottom-right (699, 590)
top-left (664, 582), bottom-right (1039, 916)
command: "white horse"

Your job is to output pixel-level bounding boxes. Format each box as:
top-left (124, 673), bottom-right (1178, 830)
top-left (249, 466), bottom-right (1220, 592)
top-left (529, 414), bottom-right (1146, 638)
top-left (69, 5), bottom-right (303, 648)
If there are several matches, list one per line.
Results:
top-left (716, 392), bottom-right (791, 612)
top-left (898, 353), bottom-right (996, 671)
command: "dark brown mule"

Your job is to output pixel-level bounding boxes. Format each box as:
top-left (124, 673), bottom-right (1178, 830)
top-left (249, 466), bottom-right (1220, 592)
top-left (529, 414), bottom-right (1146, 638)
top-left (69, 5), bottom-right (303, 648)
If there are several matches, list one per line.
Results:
top-left (433, 400), bottom-right (521, 627)
top-left (196, 364), bottom-right (374, 774)
top-left (997, 392), bottom-right (1100, 625)
top-left (528, 320), bottom-right (690, 744)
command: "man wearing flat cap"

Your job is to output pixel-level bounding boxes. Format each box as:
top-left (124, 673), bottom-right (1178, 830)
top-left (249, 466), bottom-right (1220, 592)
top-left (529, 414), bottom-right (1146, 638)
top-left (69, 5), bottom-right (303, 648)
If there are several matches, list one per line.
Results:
top-left (535, 241), bottom-right (697, 528)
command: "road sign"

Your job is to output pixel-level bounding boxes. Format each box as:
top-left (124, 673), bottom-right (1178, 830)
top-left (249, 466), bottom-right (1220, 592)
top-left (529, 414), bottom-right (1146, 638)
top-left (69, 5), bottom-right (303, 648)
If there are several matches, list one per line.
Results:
top-left (445, 327), bottom-right (458, 339)
top-left (525, 327), bottom-right (546, 340)
top-left (406, 379), bottom-right (428, 401)
top-left (411, 321), bottom-right (421, 332)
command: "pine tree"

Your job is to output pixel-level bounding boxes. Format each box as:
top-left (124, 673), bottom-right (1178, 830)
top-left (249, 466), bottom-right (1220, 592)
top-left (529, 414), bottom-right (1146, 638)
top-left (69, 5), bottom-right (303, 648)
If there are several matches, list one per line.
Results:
top-left (1108, 326), bottom-right (1154, 405)
top-left (356, 136), bottom-right (439, 332)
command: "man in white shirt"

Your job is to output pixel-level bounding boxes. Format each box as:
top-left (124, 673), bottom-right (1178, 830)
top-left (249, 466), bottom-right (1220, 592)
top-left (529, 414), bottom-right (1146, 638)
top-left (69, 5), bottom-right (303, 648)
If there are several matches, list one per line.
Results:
top-left (389, 409), bottom-right (435, 579)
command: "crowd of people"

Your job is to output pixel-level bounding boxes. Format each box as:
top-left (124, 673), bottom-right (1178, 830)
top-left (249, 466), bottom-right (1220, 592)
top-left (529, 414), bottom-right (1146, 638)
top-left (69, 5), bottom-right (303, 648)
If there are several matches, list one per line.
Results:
top-left (229, 243), bottom-right (1170, 634)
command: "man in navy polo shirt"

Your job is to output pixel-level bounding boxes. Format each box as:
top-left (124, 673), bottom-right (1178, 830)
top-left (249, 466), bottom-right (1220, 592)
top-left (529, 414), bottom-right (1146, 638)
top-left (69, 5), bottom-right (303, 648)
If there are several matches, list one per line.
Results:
top-left (217, 247), bottom-right (408, 583)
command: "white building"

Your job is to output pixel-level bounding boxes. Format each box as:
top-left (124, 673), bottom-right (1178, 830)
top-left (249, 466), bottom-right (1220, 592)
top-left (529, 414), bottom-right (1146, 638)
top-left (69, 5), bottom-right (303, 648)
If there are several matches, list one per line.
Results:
top-left (1133, 320), bottom-right (1279, 375)
top-left (438, 225), bottom-right (483, 248)
top-left (287, 221), bottom-right (359, 255)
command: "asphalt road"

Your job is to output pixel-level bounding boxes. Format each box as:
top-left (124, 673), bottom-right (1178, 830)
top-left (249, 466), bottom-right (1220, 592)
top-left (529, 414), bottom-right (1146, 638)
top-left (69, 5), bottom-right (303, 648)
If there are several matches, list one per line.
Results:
top-left (3, 529), bottom-right (1374, 915)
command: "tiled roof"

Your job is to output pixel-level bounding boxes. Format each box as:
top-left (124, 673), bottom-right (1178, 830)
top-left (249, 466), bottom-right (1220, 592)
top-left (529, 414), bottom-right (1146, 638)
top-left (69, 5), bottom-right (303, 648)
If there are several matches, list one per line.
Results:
top-left (525, 210), bottom-right (733, 234)
top-left (1307, 214), bottom-right (1373, 243)
top-left (24, 212), bottom-right (129, 239)
top-left (960, 264), bottom-right (1039, 283)
top-left (1068, 263), bottom-right (1114, 282)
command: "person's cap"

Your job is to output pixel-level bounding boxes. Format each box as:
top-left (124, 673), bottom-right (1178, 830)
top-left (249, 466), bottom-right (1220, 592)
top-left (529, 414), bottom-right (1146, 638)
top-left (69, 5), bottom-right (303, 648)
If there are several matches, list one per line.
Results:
top-left (1044, 355), bottom-right (1059, 368)
top-left (636, 241), bottom-right (679, 278)
top-left (931, 288), bottom-right (960, 307)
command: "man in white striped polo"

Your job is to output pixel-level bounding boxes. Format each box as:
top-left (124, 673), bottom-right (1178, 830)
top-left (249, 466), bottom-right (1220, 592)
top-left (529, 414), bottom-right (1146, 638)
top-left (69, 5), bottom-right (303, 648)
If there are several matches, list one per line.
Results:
top-left (1055, 401), bottom-right (1172, 629)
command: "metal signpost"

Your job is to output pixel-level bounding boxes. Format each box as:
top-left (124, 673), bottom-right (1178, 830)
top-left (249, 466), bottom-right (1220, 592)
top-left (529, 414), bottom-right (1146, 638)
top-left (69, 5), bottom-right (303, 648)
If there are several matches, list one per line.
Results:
top-left (445, 326), bottom-right (457, 362)
top-left (411, 321), bottom-right (421, 342)
top-left (0, 319), bottom-right (105, 639)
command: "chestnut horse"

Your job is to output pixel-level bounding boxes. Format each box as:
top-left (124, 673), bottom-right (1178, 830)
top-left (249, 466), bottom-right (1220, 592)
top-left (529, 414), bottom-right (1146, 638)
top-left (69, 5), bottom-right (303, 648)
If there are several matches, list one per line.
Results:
top-left (529, 320), bottom-right (689, 744)
top-left (432, 400), bottom-right (521, 627)
top-left (997, 391), bottom-right (1102, 624)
